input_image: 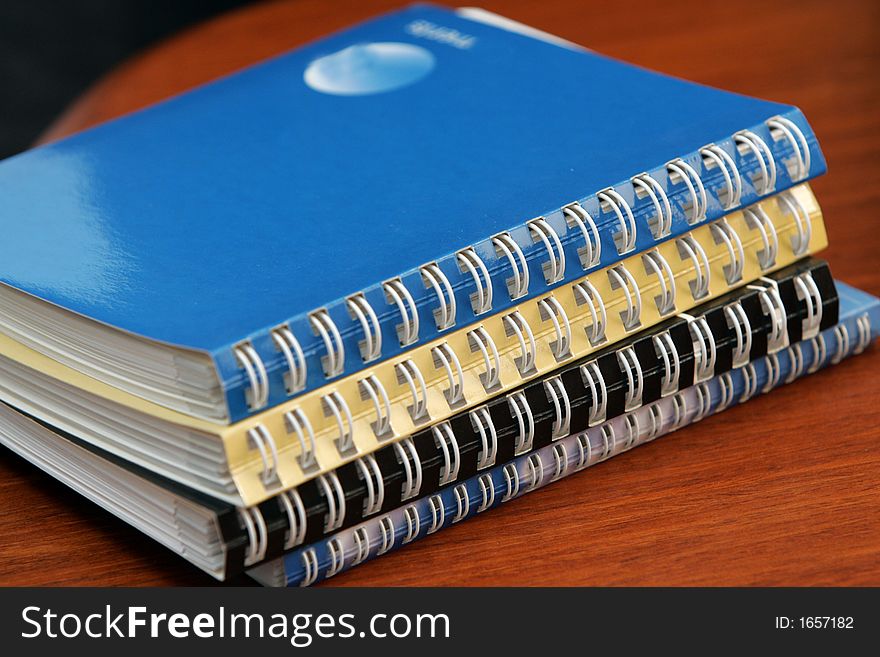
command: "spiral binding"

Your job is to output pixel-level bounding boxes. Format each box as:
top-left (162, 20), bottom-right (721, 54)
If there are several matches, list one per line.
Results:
top-left (326, 537), bottom-right (344, 578)
top-left (452, 484), bottom-right (469, 522)
top-left (284, 408), bottom-right (318, 474)
top-left (632, 173), bottom-right (673, 239)
top-left (355, 454), bottom-right (385, 517)
top-left (785, 343), bottom-right (805, 384)
top-left (618, 346), bottom-right (644, 411)
top-left (700, 144), bottom-right (742, 210)
top-left (581, 361), bottom-right (607, 426)
top-left (309, 309), bottom-right (345, 379)
top-left (471, 406), bottom-right (498, 469)
top-left (378, 517), bottom-right (395, 555)
top-left (855, 313), bottom-right (872, 354)
top-left (279, 488), bottom-right (307, 549)
top-left (724, 302), bottom-right (753, 368)
top-left (551, 443), bottom-right (569, 481)
top-left (456, 248), bottom-right (494, 315)
top-left (392, 438), bottom-right (422, 501)
top-left (710, 219), bottom-right (745, 285)
top-left (238, 506), bottom-right (268, 566)
top-left (762, 353), bottom-right (782, 393)
top-left (383, 278), bottom-right (420, 347)
top-left (502, 463), bottom-right (520, 501)
top-left (477, 473), bottom-right (496, 511)
top-left (571, 280), bottom-right (607, 346)
top-left (352, 527), bottom-right (370, 565)
top-left (468, 326), bottom-right (502, 391)
top-left (432, 342), bottom-right (465, 407)
top-left (528, 217), bottom-right (567, 284)
top-left (317, 471), bottom-right (346, 533)
top-left (537, 296), bottom-right (572, 361)
top-left (432, 422), bottom-right (460, 485)
top-left (346, 294), bottom-right (383, 363)
top-left (743, 206), bottom-right (779, 271)
top-left (676, 235), bottom-right (712, 301)
top-left (598, 188), bottom-right (638, 254)
top-left (403, 506), bottom-right (420, 544)
top-left (271, 326), bottom-right (307, 395)
top-left (544, 376), bottom-right (571, 439)
top-left (234, 342), bottom-right (269, 411)
top-left (421, 263), bottom-right (457, 331)
top-left (794, 272), bottom-right (823, 341)
top-left (653, 330), bottom-right (681, 397)
top-left (750, 278), bottom-right (788, 353)
top-left (684, 313), bottom-right (717, 383)
top-left (642, 249), bottom-right (677, 315)
top-left (395, 359), bottom-right (429, 423)
top-left (359, 374), bottom-right (393, 439)
top-left (735, 130), bottom-right (777, 195)
top-left (492, 232), bottom-right (530, 300)
top-left (246, 424), bottom-right (279, 486)
top-left (300, 549), bottom-right (319, 587)
top-left (808, 334), bottom-right (826, 374)
top-left (607, 264), bottom-right (642, 331)
top-left (776, 191), bottom-right (812, 257)
top-left (562, 202), bottom-right (602, 269)
top-left (503, 311), bottom-right (538, 375)
top-left (766, 115), bottom-right (811, 182)
top-left (666, 159), bottom-right (708, 225)
top-left (508, 391), bottom-right (534, 455)
top-left (427, 496), bottom-right (445, 534)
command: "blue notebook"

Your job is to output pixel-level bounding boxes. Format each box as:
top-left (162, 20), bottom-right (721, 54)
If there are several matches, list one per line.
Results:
top-left (0, 5), bottom-right (826, 422)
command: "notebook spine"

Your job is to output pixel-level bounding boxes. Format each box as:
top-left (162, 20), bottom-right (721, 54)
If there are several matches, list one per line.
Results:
top-left (227, 260), bottom-right (837, 573)
top-left (266, 310), bottom-right (875, 586)
top-left (218, 108), bottom-right (824, 421)
top-left (223, 190), bottom-right (826, 507)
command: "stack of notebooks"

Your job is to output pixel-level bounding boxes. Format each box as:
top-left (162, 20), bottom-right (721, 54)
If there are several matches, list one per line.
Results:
top-left (0, 5), bottom-right (876, 586)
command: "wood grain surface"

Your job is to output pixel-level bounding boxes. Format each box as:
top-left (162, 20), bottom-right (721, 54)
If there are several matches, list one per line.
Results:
top-left (1, 0), bottom-right (879, 586)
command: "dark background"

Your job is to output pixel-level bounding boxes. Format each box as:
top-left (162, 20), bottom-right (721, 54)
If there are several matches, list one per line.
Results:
top-left (0, 0), bottom-right (254, 159)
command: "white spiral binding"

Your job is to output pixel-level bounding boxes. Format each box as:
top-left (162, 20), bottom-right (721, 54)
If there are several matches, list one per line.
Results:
top-left (271, 326), bottom-right (307, 395)
top-left (647, 403), bottom-right (664, 440)
top-left (234, 342), bottom-right (269, 410)
top-left (279, 488), bottom-right (307, 549)
top-left (598, 187), bottom-right (638, 254)
top-left (608, 264), bottom-right (642, 331)
top-left (346, 294), bottom-right (382, 363)
top-left (317, 471), bottom-right (346, 533)
top-left (359, 374), bottom-right (393, 439)
top-left (832, 324), bottom-right (850, 364)
top-left (677, 235), bottom-right (712, 300)
top-left (457, 247), bottom-right (494, 315)
top-left (766, 115), bottom-right (811, 181)
top-left (352, 527), bottom-right (370, 565)
top-left (716, 372), bottom-right (734, 412)
top-left (284, 408), bottom-right (318, 474)
top-left (403, 506), bottom-right (420, 544)
top-left (575, 432), bottom-right (592, 470)
top-left (468, 326), bottom-right (501, 390)
top-left (686, 314), bottom-right (717, 383)
top-left (452, 484), bottom-right (470, 522)
top-left (632, 172), bottom-right (673, 239)
top-left (538, 296), bottom-right (573, 360)
top-left (624, 412), bottom-right (640, 448)
top-left (492, 232), bottom-right (530, 299)
top-left (300, 549), bottom-right (319, 587)
top-left (322, 390), bottom-right (355, 456)
top-left (794, 272), bottom-right (823, 341)
top-left (724, 302), bottom-right (753, 368)
top-left (653, 331), bottom-right (681, 397)
top-left (710, 219), bottom-right (745, 285)
top-left (528, 217), bottom-right (567, 284)
top-left (309, 309), bottom-right (345, 379)
top-left (502, 463), bottom-right (520, 501)
top-left (581, 361), bottom-right (607, 426)
top-left (383, 278), bottom-right (420, 347)
top-left (740, 362), bottom-right (758, 402)
top-left (503, 311), bottom-right (538, 375)
top-left (378, 516), bottom-right (395, 555)
top-left (393, 437), bottom-right (423, 501)
top-left (666, 158), bottom-right (708, 225)
top-left (618, 346), bottom-right (644, 411)
top-left (239, 506), bottom-right (268, 566)
top-left (562, 201), bottom-right (602, 269)
top-left (355, 454), bottom-right (385, 517)
top-left (785, 343), bottom-right (805, 384)
top-left (735, 130), bottom-right (777, 195)
top-left (855, 313), bottom-right (872, 354)
top-left (808, 334), bottom-right (827, 373)
top-left (693, 382), bottom-right (711, 422)
top-left (471, 406), bottom-right (498, 469)
top-left (599, 424), bottom-right (615, 459)
top-left (776, 191), bottom-right (812, 256)
top-left (395, 359), bottom-right (429, 422)
top-left (477, 474), bottom-right (496, 512)
top-left (700, 144), bottom-right (742, 209)
top-left (432, 342), bottom-right (466, 407)
top-left (525, 453), bottom-right (544, 492)
top-left (642, 249), bottom-right (677, 314)
top-left (670, 393), bottom-right (687, 431)
top-left (743, 206), bottom-right (779, 271)
top-left (433, 422), bottom-right (461, 486)
top-left (552, 442), bottom-right (569, 481)
top-left (246, 424), bottom-right (279, 486)
top-left (427, 496), bottom-right (445, 534)
top-left (420, 262), bottom-right (457, 331)
top-left (326, 538), bottom-right (345, 578)
top-left (572, 279), bottom-right (608, 345)
top-left (544, 376), bottom-right (571, 439)
top-left (763, 353), bottom-right (782, 393)
top-left (751, 280), bottom-right (788, 353)
top-left (508, 392), bottom-right (534, 455)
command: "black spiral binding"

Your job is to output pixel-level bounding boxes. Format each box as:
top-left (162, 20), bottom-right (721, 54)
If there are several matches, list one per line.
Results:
top-left (225, 258), bottom-right (838, 574)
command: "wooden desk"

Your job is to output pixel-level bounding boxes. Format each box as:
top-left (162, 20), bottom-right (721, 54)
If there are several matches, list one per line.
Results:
top-left (1, 0), bottom-right (878, 586)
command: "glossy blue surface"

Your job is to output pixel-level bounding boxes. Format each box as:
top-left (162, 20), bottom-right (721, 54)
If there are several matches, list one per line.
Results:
top-left (0, 4), bottom-right (826, 420)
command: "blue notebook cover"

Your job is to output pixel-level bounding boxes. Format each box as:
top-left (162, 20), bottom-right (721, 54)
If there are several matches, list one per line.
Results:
top-left (0, 4), bottom-right (827, 421)
top-left (265, 282), bottom-right (879, 586)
